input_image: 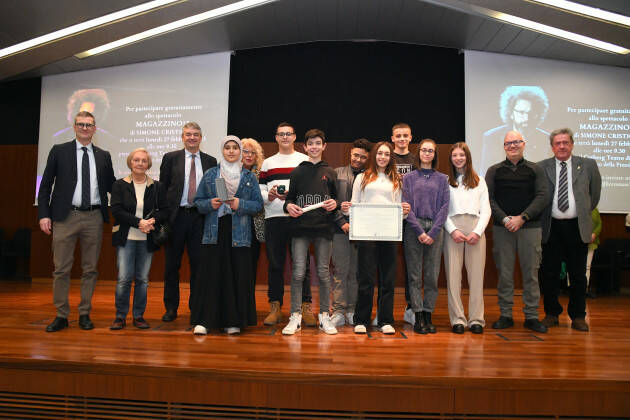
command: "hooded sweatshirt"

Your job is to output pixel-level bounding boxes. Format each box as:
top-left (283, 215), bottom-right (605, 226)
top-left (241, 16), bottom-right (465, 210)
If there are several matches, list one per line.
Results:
top-left (283, 160), bottom-right (345, 239)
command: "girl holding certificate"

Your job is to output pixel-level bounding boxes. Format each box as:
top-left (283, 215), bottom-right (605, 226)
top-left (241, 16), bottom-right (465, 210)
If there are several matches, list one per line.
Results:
top-left (343, 141), bottom-right (410, 335)
top-left (402, 138), bottom-right (449, 335)
top-left (443, 142), bottom-right (490, 334)
top-left (191, 136), bottom-right (263, 336)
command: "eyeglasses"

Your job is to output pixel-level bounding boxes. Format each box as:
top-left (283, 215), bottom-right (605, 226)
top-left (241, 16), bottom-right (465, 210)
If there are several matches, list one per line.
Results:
top-left (276, 132), bottom-right (295, 137)
top-left (75, 122), bottom-right (95, 129)
top-left (504, 140), bottom-right (524, 147)
top-left (242, 149), bottom-right (256, 156)
top-left (420, 148), bottom-right (435, 154)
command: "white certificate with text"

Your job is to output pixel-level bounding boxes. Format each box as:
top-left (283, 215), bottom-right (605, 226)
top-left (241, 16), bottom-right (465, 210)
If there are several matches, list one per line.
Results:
top-left (349, 203), bottom-right (403, 241)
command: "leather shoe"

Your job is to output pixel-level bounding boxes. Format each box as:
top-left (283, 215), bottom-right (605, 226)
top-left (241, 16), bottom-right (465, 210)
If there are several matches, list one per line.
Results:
top-left (46, 317), bottom-right (68, 332)
top-left (470, 324), bottom-right (484, 334)
top-left (541, 315), bottom-right (559, 327)
top-left (571, 318), bottom-right (589, 332)
top-left (524, 318), bottom-right (547, 333)
top-left (452, 324), bottom-right (465, 334)
top-left (133, 317), bottom-right (150, 329)
top-left (78, 314), bottom-right (94, 330)
top-left (423, 311), bottom-right (437, 334)
top-left (162, 309), bottom-right (177, 322)
top-left (413, 311), bottom-right (428, 334)
top-left (110, 318), bottom-right (125, 330)
top-left (492, 316), bottom-right (514, 329)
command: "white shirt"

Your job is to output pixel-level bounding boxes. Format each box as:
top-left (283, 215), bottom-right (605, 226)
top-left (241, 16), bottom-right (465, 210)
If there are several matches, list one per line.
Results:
top-left (179, 150), bottom-right (203, 207)
top-left (72, 140), bottom-right (100, 206)
top-left (349, 172), bottom-right (402, 207)
top-left (128, 181), bottom-right (147, 241)
top-left (444, 175), bottom-right (491, 236)
top-left (552, 156), bottom-right (577, 219)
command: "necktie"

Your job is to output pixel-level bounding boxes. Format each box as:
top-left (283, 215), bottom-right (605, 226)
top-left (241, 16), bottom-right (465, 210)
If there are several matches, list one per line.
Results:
top-left (558, 161), bottom-right (569, 212)
top-left (81, 147), bottom-right (90, 208)
top-left (187, 154), bottom-right (197, 205)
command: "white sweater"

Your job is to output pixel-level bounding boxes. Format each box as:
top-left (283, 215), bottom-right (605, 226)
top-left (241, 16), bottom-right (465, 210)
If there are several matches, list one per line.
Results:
top-left (259, 151), bottom-right (308, 219)
top-left (444, 175), bottom-right (491, 236)
top-left (350, 172), bottom-right (402, 206)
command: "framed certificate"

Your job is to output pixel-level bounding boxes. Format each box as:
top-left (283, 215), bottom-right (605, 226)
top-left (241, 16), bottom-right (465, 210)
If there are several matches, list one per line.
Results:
top-left (349, 203), bottom-right (403, 241)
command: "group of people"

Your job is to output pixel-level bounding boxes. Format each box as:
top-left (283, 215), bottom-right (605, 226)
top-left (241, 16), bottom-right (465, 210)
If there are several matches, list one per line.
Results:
top-left (37, 112), bottom-right (601, 337)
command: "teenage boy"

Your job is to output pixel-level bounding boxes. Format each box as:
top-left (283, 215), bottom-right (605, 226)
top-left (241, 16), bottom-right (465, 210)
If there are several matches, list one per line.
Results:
top-left (330, 139), bottom-right (371, 327)
top-left (282, 129), bottom-right (346, 335)
top-left (259, 122), bottom-right (315, 326)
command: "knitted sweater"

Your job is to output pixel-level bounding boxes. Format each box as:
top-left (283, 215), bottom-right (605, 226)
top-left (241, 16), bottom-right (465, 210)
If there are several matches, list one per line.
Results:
top-left (402, 169), bottom-right (450, 239)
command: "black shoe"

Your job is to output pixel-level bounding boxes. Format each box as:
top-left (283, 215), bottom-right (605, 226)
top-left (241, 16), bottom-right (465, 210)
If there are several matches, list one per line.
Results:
top-left (423, 311), bottom-right (437, 334)
top-left (470, 324), bottom-right (484, 334)
top-left (110, 318), bottom-right (125, 330)
top-left (78, 314), bottom-right (94, 330)
top-left (133, 317), bottom-right (150, 329)
top-left (492, 316), bottom-right (514, 329)
top-left (452, 324), bottom-right (465, 334)
top-left (46, 317), bottom-right (68, 332)
top-left (413, 311), bottom-right (428, 334)
top-left (524, 318), bottom-right (548, 333)
top-left (162, 309), bottom-right (177, 322)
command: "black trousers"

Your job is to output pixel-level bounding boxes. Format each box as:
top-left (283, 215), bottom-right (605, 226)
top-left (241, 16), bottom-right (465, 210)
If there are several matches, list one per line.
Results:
top-left (541, 218), bottom-right (588, 320)
top-left (163, 208), bottom-right (204, 313)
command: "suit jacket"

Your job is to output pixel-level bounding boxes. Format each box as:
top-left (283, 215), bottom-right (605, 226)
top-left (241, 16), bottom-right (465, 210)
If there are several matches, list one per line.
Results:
top-left (159, 149), bottom-right (217, 223)
top-left (539, 155), bottom-right (601, 244)
top-left (38, 140), bottom-right (115, 223)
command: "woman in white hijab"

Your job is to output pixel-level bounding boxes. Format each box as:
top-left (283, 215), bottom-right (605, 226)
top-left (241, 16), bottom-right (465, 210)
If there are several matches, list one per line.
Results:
top-left (190, 135), bottom-right (264, 335)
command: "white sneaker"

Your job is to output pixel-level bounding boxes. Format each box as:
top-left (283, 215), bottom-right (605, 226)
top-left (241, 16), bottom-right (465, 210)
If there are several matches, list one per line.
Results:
top-left (225, 327), bottom-right (240, 335)
top-left (372, 313), bottom-right (378, 326)
top-left (354, 324), bottom-right (367, 334)
top-left (330, 312), bottom-right (345, 327)
top-left (319, 313), bottom-right (338, 335)
top-left (404, 308), bottom-right (416, 325)
top-left (345, 312), bottom-right (355, 326)
top-left (380, 324), bottom-right (395, 334)
top-left (282, 312), bottom-right (302, 335)
top-left (193, 325), bottom-right (207, 335)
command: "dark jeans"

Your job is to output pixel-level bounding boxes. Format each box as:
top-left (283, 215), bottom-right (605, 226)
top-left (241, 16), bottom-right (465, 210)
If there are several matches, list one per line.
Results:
top-left (355, 241), bottom-right (398, 327)
top-left (163, 208), bottom-right (204, 313)
top-left (541, 218), bottom-right (588, 320)
top-left (265, 217), bottom-right (311, 306)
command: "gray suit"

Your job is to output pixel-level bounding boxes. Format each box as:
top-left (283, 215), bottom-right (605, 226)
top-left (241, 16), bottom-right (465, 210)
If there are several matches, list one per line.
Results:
top-left (539, 155), bottom-right (601, 320)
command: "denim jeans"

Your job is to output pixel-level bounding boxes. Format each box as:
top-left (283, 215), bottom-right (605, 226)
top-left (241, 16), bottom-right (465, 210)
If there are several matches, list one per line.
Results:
top-left (116, 240), bottom-right (153, 319)
top-left (290, 236), bottom-right (332, 314)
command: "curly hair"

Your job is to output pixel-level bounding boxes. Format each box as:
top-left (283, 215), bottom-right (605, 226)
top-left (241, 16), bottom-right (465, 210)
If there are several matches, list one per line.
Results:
top-left (241, 138), bottom-right (265, 173)
top-left (499, 86), bottom-right (549, 125)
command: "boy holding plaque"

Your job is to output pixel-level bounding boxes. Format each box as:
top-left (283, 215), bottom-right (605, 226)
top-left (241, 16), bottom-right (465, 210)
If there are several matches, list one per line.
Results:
top-left (282, 129), bottom-right (346, 335)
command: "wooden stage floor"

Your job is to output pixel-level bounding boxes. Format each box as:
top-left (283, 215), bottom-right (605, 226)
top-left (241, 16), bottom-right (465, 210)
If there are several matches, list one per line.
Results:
top-left (0, 280), bottom-right (629, 419)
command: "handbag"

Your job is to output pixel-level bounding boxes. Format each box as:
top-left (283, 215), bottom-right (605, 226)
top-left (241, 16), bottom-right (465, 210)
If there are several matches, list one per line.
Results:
top-left (151, 183), bottom-right (171, 247)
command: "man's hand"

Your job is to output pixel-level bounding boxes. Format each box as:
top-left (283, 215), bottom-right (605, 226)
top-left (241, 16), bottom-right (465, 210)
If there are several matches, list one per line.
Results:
top-left (466, 232), bottom-right (481, 245)
top-left (341, 223), bottom-right (350, 234)
top-left (450, 229), bottom-right (467, 243)
top-left (268, 185), bottom-right (287, 202)
top-left (418, 232), bottom-right (434, 245)
top-left (322, 199), bottom-right (337, 212)
top-left (505, 216), bottom-right (524, 232)
top-left (286, 203), bottom-right (303, 218)
top-left (39, 218), bottom-right (52, 235)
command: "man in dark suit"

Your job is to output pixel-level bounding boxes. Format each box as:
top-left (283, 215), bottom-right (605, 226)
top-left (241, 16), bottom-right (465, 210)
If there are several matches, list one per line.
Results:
top-left (539, 128), bottom-right (601, 332)
top-left (159, 122), bottom-right (217, 322)
top-left (38, 111), bottom-right (115, 332)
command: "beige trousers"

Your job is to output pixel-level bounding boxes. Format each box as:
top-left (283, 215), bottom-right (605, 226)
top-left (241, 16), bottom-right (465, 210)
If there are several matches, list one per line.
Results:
top-left (443, 214), bottom-right (486, 327)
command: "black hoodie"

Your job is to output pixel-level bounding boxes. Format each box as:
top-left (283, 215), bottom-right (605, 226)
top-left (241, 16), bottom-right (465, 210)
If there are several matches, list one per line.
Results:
top-left (283, 160), bottom-right (346, 239)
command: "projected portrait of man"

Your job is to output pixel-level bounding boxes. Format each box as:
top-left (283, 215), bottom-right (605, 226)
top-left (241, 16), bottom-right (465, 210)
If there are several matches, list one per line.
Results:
top-left (480, 86), bottom-right (550, 174)
top-left (52, 88), bottom-right (115, 144)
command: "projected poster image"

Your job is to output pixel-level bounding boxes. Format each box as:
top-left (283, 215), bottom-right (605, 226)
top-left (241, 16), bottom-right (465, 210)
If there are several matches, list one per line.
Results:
top-left (36, 51), bottom-right (231, 199)
top-left (465, 50), bottom-right (630, 213)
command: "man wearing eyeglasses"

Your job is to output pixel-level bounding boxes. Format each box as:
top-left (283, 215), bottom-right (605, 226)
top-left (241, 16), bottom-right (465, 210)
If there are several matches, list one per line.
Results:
top-left (38, 111), bottom-right (116, 332)
top-left (159, 122), bottom-right (217, 323)
top-left (485, 130), bottom-right (550, 333)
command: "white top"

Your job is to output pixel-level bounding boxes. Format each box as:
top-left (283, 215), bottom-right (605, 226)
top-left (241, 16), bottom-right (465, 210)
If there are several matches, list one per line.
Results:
top-left (444, 175), bottom-right (491, 236)
top-left (552, 156), bottom-right (577, 219)
top-left (72, 141), bottom-right (100, 206)
top-left (179, 150), bottom-right (203, 207)
top-left (259, 151), bottom-right (308, 219)
top-left (349, 172), bottom-right (402, 208)
top-left (128, 181), bottom-right (147, 241)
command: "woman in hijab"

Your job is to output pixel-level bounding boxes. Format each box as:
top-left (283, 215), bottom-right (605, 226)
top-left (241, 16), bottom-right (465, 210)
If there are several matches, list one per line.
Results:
top-left (190, 135), bottom-right (263, 335)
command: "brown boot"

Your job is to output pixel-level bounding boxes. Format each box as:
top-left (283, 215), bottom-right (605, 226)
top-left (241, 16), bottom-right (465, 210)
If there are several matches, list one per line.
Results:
top-left (301, 302), bottom-right (317, 327)
top-left (263, 301), bottom-right (282, 326)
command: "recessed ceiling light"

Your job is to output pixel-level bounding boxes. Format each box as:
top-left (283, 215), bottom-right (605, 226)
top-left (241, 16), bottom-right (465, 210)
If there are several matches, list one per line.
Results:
top-left (0, 0), bottom-right (181, 60)
top-left (529, 0), bottom-right (630, 27)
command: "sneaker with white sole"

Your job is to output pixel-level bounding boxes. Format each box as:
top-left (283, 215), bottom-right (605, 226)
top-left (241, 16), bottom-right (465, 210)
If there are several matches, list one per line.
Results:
top-left (282, 312), bottom-right (302, 335)
top-left (330, 312), bottom-right (345, 327)
top-left (225, 327), bottom-right (240, 335)
top-left (371, 313), bottom-right (378, 326)
top-left (403, 308), bottom-right (416, 325)
top-left (380, 324), bottom-right (395, 334)
top-left (319, 313), bottom-right (338, 335)
top-left (193, 325), bottom-right (207, 335)
top-left (354, 324), bottom-right (367, 334)
top-left (345, 312), bottom-right (355, 326)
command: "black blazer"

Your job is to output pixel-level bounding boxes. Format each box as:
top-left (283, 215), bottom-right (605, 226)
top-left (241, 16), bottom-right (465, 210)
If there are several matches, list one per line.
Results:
top-left (38, 140), bottom-right (116, 223)
top-left (110, 176), bottom-right (169, 252)
top-left (159, 149), bottom-right (217, 223)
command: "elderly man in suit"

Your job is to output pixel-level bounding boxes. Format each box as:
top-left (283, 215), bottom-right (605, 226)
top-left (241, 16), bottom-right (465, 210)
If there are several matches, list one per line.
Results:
top-left (38, 111), bottom-right (116, 332)
top-left (539, 128), bottom-right (601, 332)
top-left (159, 122), bottom-right (217, 322)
